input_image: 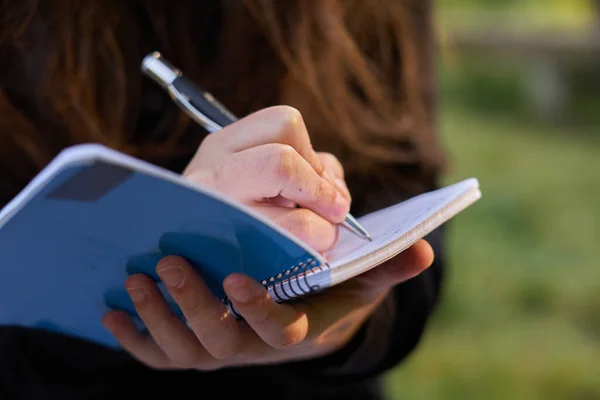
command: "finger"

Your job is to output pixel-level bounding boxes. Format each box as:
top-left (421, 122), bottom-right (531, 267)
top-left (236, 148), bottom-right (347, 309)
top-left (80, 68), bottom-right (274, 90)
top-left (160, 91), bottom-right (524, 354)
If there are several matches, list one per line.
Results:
top-left (356, 239), bottom-right (434, 294)
top-left (188, 144), bottom-right (349, 223)
top-left (186, 105), bottom-right (323, 175)
top-left (223, 273), bottom-right (309, 349)
top-left (317, 152), bottom-right (350, 201)
top-left (101, 310), bottom-right (171, 369)
top-left (317, 152), bottom-right (345, 179)
top-left (253, 205), bottom-right (339, 252)
top-left (262, 195), bottom-right (296, 208)
top-left (286, 242), bottom-right (434, 348)
top-left (155, 256), bottom-right (245, 361)
top-left (124, 274), bottom-right (211, 368)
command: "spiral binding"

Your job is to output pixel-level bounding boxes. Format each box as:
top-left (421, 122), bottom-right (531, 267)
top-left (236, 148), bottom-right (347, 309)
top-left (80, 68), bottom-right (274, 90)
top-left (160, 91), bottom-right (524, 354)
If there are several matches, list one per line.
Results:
top-left (221, 257), bottom-right (329, 319)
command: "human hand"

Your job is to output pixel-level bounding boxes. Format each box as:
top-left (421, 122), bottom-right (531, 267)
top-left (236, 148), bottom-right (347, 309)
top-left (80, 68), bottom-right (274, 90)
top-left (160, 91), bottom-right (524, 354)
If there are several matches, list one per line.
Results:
top-left (181, 105), bottom-right (352, 254)
top-left (102, 240), bottom-right (433, 370)
top-left (101, 105), bottom-right (434, 370)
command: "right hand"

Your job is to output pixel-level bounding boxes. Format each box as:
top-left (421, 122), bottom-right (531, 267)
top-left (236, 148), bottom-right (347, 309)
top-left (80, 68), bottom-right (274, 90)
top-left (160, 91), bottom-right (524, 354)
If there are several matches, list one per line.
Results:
top-left (182, 105), bottom-right (351, 254)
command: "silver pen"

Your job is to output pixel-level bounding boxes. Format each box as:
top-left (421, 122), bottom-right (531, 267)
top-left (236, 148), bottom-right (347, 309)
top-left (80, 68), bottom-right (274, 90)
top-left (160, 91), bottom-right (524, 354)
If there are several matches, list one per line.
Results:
top-left (141, 51), bottom-right (372, 242)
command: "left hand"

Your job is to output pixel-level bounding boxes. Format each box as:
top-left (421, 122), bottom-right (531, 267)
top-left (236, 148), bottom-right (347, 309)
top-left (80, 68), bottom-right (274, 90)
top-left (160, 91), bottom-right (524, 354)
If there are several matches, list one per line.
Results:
top-left (101, 239), bottom-right (433, 370)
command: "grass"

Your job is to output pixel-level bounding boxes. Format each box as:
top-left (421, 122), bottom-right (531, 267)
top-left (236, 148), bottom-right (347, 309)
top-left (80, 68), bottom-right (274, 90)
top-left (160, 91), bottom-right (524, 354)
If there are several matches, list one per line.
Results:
top-left (383, 104), bottom-right (600, 399)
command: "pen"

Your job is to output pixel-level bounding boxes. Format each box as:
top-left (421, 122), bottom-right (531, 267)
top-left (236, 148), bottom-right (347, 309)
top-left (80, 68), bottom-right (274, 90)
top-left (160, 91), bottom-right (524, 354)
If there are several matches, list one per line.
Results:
top-left (141, 51), bottom-right (372, 242)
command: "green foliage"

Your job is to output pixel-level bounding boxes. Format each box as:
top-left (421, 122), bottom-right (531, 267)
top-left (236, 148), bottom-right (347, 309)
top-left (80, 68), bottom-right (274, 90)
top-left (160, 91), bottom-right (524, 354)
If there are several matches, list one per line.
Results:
top-left (380, 3), bottom-right (599, 397)
top-left (440, 58), bottom-right (529, 120)
top-left (440, 56), bottom-right (600, 129)
top-left (383, 104), bottom-right (600, 399)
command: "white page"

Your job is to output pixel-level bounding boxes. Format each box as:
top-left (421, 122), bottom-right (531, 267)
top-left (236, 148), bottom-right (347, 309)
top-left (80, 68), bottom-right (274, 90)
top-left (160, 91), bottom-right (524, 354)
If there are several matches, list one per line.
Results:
top-left (325, 178), bottom-right (481, 284)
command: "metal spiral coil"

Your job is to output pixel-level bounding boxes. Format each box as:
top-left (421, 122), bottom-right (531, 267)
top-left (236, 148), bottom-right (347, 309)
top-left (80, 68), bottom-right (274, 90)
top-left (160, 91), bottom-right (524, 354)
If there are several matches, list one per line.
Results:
top-left (221, 257), bottom-right (329, 319)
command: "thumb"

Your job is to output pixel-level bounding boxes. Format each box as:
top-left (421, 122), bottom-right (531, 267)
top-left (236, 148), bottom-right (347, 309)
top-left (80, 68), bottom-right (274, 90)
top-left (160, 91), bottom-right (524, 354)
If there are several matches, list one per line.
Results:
top-left (357, 239), bottom-right (435, 294)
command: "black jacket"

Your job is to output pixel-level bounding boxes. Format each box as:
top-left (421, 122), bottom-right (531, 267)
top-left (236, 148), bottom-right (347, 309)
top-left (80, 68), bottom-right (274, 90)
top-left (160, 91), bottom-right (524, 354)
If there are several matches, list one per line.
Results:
top-left (0, 228), bottom-right (445, 400)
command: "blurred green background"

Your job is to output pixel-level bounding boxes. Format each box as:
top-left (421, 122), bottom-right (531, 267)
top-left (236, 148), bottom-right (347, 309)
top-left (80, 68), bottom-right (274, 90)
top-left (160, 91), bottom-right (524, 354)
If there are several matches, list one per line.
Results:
top-left (384, 1), bottom-right (600, 399)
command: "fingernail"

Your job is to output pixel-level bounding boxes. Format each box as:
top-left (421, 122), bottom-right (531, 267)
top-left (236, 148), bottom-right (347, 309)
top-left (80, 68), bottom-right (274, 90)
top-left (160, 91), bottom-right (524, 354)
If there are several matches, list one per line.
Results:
top-left (127, 287), bottom-right (146, 303)
top-left (229, 282), bottom-right (258, 303)
top-left (157, 266), bottom-right (185, 288)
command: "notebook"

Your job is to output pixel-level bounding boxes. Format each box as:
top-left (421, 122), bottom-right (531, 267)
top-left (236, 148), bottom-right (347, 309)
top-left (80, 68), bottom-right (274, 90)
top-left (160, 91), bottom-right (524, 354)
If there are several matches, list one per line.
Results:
top-left (0, 144), bottom-right (481, 348)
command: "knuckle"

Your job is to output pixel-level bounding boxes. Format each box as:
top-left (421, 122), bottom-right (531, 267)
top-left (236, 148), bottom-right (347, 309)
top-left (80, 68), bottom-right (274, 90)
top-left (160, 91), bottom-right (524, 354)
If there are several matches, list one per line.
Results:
top-left (312, 178), bottom-right (336, 204)
top-left (293, 210), bottom-right (316, 239)
top-left (181, 298), bottom-right (206, 321)
top-left (200, 129), bottom-right (226, 151)
top-left (251, 299), bottom-right (274, 326)
top-left (186, 164), bottom-right (221, 190)
top-left (271, 144), bottom-right (298, 181)
top-left (258, 106), bottom-right (305, 145)
top-left (199, 132), bottom-right (216, 149)
top-left (279, 106), bottom-right (304, 142)
top-left (273, 105), bottom-right (303, 132)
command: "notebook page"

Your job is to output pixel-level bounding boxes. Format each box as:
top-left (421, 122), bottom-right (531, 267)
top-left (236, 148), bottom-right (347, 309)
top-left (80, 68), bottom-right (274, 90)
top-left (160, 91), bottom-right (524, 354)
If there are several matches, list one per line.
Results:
top-left (325, 179), bottom-right (480, 278)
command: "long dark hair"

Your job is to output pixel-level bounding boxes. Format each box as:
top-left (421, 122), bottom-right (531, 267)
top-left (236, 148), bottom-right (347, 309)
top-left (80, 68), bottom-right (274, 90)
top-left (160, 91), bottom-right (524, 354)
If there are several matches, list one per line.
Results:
top-left (0, 0), bottom-right (444, 206)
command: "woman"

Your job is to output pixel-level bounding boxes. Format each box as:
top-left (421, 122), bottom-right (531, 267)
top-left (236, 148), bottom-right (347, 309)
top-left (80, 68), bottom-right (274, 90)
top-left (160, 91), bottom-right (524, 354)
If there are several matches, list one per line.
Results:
top-left (0, 1), bottom-right (446, 399)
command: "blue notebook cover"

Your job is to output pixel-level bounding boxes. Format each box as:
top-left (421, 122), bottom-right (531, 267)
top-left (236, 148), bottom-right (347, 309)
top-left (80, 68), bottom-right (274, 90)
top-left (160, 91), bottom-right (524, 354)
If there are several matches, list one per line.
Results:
top-left (0, 144), bottom-right (325, 348)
